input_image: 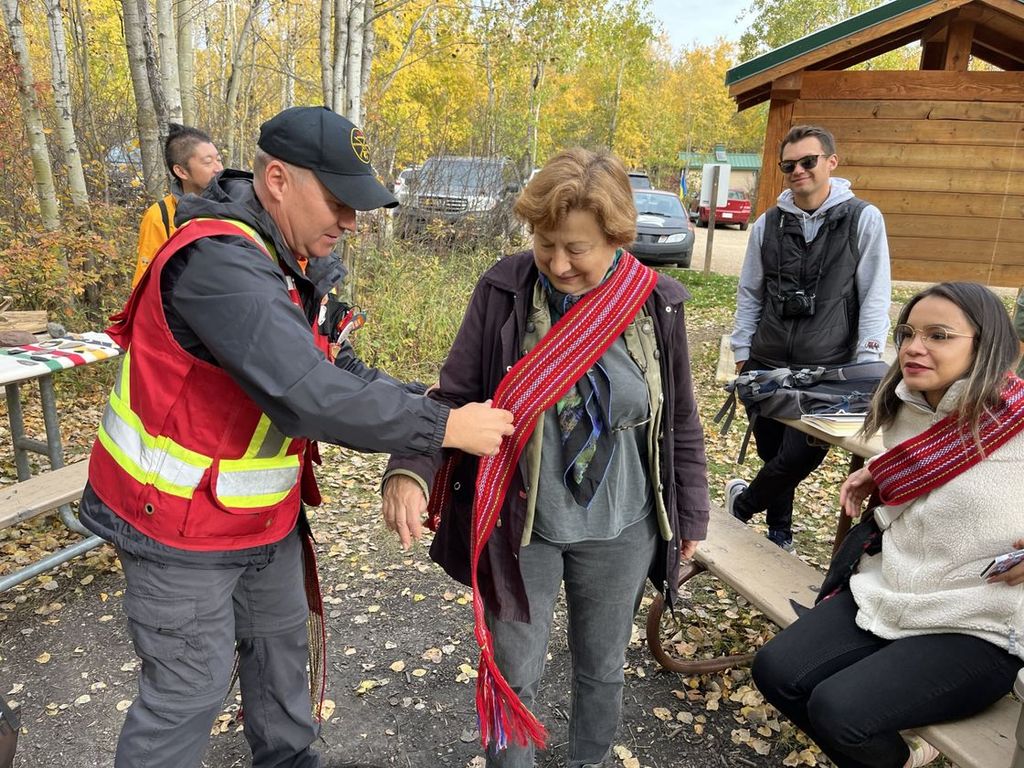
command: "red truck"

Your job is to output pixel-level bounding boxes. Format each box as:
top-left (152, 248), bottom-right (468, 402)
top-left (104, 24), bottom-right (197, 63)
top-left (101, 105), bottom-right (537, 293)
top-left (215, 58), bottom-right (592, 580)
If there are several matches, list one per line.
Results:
top-left (698, 189), bottom-right (752, 231)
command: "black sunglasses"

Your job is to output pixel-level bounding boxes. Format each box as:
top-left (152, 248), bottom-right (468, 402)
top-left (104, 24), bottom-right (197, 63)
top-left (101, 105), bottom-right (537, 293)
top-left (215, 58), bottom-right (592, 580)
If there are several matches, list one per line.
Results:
top-left (778, 154), bottom-right (827, 174)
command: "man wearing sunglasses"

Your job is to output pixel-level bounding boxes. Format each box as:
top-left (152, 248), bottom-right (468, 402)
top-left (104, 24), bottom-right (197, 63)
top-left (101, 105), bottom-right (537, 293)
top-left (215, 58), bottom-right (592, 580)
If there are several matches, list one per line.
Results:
top-left (726, 124), bottom-right (891, 552)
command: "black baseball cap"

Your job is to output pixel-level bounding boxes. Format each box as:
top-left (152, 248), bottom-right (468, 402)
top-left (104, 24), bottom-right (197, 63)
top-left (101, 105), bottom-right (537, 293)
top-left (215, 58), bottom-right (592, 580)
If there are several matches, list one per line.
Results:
top-left (257, 106), bottom-right (397, 210)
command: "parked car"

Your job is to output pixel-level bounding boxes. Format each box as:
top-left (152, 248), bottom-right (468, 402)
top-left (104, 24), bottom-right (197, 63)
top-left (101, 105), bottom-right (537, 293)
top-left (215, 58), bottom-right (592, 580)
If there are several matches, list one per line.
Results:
top-left (628, 171), bottom-right (652, 189)
top-left (391, 166), bottom-right (417, 206)
top-left (629, 189), bottom-right (694, 268)
top-left (697, 188), bottom-right (752, 230)
top-left (396, 155), bottom-right (523, 238)
top-left (105, 145), bottom-right (144, 202)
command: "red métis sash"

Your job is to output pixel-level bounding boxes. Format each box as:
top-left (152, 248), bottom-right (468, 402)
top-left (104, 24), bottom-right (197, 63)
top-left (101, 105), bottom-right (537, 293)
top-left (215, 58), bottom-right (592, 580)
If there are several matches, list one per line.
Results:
top-left (429, 252), bottom-right (657, 751)
top-left (872, 375), bottom-right (1024, 506)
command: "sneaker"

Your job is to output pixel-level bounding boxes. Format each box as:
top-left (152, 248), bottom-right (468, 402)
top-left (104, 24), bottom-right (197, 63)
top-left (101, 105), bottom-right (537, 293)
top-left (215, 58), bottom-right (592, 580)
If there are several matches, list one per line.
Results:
top-left (766, 528), bottom-right (795, 553)
top-left (725, 478), bottom-right (749, 521)
top-left (903, 736), bottom-right (939, 767)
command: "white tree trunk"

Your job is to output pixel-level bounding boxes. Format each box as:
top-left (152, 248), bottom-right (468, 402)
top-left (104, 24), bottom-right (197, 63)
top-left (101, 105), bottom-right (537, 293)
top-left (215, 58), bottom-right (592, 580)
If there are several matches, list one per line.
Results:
top-left (281, 5), bottom-right (295, 110)
top-left (121, 0), bottom-right (164, 199)
top-left (1, 0), bottom-right (61, 230)
top-left (344, 0), bottom-right (364, 122)
top-left (175, 0), bottom-right (195, 124)
top-left (43, 0), bottom-right (89, 210)
top-left (223, 0), bottom-right (261, 165)
top-left (319, 0), bottom-right (333, 108)
top-left (357, 0), bottom-right (373, 126)
top-left (331, 0), bottom-right (348, 114)
top-left (156, 0), bottom-right (182, 122)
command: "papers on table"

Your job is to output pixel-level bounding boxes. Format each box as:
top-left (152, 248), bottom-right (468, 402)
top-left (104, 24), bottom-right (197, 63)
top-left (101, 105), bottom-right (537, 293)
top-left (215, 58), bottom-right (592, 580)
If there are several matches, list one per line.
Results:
top-left (799, 412), bottom-right (866, 437)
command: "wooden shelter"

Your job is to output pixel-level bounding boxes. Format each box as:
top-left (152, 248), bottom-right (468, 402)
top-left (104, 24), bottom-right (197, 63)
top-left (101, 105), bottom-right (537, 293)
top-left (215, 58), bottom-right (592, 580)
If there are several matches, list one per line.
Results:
top-left (726, 0), bottom-right (1024, 286)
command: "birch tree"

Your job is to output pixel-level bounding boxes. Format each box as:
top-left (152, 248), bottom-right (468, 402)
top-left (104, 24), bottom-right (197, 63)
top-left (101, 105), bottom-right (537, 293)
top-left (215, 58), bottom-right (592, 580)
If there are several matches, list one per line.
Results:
top-left (122, 0), bottom-right (164, 199)
top-left (331, 0), bottom-right (349, 112)
top-left (156, 0), bottom-right (182, 122)
top-left (175, 0), bottom-right (195, 123)
top-left (344, 0), bottom-right (364, 122)
top-left (1, 0), bottom-right (61, 230)
top-left (319, 0), bottom-right (332, 107)
top-left (357, 0), bottom-right (373, 125)
top-left (222, 0), bottom-right (261, 165)
top-left (43, 0), bottom-right (89, 211)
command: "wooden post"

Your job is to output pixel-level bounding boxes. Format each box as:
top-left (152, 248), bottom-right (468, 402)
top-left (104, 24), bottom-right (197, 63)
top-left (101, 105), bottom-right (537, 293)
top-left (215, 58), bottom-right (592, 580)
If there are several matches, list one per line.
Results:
top-left (702, 165), bottom-right (720, 277)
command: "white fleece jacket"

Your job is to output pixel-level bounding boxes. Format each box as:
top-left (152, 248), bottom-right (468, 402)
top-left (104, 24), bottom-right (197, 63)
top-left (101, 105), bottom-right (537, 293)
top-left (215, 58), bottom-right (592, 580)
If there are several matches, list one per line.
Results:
top-left (850, 380), bottom-right (1024, 659)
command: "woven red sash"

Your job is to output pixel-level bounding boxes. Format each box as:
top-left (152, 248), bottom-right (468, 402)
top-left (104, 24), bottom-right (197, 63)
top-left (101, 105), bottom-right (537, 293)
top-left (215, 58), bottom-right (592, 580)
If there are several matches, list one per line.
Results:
top-left (872, 376), bottom-right (1024, 506)
top-left (430, 252), bottom-right (657, 751)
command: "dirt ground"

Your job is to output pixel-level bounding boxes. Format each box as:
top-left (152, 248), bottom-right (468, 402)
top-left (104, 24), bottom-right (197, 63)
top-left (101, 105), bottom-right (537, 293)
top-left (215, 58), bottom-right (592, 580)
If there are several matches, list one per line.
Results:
top-left (1, 476), bottom-right (803, 768)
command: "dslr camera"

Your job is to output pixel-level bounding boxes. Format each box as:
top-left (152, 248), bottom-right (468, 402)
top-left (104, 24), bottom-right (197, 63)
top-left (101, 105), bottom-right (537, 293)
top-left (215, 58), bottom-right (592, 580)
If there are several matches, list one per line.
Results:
top-left (780, 289), bottom-right (816, 318)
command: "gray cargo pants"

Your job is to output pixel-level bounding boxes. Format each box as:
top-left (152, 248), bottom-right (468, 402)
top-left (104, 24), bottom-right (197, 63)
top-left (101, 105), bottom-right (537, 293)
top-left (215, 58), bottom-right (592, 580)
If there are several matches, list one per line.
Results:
top-left (486, 514), bottom-right (659, 768)
top-left (114, 529), bottom-right (319, 768)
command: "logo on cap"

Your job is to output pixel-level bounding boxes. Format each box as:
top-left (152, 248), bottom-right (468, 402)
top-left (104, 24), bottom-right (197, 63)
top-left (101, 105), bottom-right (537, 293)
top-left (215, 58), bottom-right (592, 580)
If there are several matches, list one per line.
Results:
top-left (350, 128), bottom-right (370, 164)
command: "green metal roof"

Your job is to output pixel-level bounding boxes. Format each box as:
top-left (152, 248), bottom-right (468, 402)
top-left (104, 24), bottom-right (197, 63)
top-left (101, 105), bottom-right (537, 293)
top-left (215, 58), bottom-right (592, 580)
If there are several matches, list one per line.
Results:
top-left (726, 0), bottom-right (941, 86)
top-left (678, 151), bottom-right (762, 171)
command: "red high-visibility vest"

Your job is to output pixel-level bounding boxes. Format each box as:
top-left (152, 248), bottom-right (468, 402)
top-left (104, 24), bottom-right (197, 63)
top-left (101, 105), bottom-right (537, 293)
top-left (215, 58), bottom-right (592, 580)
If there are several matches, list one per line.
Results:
top-left (88, 218), bottom-right (328, 550)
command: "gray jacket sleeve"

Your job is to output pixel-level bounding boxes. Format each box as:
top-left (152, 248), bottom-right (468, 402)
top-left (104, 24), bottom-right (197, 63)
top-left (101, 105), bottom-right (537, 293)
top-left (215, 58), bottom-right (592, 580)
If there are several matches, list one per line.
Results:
top-left (853, 205), bottom-right (892, 362)
top-left (730, 212), bottom-right (767, 364)
top-left (169, 237), bottom-right (448, 455)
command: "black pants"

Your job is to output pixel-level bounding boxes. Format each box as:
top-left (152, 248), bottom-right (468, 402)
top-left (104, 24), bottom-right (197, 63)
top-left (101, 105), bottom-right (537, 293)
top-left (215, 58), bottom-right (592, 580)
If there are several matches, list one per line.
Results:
top-left (734, 360), bottom-right (829, 538)
top-left (752, 590), bottom-right (1022, 768)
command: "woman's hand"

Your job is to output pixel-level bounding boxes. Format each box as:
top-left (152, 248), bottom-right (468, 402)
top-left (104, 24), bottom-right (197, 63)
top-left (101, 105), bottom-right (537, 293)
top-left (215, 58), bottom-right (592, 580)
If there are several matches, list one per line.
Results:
top-left (680, 539), bottom-right (698, 560)
top-left (382, 475), bottom-right (428, 550)
top-left (839, 466), bottom-right (877, 518)
top-left (988, 538), bottom-right (1024, 588)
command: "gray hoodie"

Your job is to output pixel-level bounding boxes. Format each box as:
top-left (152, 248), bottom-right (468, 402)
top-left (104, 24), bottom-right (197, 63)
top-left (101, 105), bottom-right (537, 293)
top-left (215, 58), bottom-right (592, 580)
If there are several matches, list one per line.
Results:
top-left (730, 178), bottom-right (891, 365)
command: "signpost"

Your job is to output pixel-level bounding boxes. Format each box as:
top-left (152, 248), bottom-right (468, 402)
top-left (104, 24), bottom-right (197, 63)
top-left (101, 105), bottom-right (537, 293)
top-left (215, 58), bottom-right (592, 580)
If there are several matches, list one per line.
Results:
top-left (701, 163), bottom-right (730, 276)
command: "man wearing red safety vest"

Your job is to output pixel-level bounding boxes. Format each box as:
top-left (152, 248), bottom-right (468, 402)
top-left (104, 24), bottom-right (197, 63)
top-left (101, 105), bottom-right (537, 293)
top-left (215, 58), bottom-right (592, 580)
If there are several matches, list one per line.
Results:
top-left (81, 106), bottom-right (514, 768)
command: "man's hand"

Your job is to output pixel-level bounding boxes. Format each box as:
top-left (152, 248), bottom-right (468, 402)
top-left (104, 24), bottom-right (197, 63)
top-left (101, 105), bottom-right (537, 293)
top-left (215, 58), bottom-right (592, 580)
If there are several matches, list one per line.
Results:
top-left (443, 400), bottom-right (515, 456)
top-left (839, 466), bottom-right (877, 518)
top-left (382, 475), bottom-right (428, 550)
top-left (680, 539), bottom-right (699, 560)
top-left (988, 538), bottom-right (1024, 588)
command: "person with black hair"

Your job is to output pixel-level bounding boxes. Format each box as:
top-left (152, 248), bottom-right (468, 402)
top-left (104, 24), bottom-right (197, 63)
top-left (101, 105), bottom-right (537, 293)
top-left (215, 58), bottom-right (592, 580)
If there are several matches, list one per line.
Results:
top-left (131, 124), bottom-right (223, 286)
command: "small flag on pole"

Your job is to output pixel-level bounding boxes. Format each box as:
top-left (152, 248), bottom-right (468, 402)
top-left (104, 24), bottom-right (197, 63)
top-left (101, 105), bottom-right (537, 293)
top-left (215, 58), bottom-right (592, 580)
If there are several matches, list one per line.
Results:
top-left (679, 171), bottom-right (688, 201)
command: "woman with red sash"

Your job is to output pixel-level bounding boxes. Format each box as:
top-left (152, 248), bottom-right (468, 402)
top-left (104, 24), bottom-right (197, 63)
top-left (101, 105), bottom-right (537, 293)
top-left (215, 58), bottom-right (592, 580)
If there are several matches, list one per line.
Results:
top-left (382, 148), bottom-right (710, 766)
top-left (753, 282), bottom-right (1024, 768)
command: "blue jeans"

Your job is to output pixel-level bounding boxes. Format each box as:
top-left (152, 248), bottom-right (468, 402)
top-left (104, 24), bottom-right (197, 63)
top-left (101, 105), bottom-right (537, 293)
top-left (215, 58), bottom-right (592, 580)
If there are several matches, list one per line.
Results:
top-left (752, 589), bottom-right (1022, 768)
top-left (115, 530), bottom-right (318, 768)
top-left (486, 515), bottom-right (659, 768)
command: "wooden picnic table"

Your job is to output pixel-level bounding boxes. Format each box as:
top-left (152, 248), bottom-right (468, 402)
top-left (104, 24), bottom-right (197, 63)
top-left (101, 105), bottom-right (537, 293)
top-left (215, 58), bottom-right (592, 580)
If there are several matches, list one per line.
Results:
top-left (0, 332), bottom-right (121, 591)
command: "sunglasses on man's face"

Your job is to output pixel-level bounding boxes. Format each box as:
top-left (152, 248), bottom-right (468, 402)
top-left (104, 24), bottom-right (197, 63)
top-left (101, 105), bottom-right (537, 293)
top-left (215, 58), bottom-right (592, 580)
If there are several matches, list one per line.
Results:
top-left (777, 154), bottom-right (828, 174)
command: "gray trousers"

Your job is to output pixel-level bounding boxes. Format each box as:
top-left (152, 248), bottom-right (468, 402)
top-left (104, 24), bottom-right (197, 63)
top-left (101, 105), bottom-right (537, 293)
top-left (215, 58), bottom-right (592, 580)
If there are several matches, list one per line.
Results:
top-left (486, 515), bottom-right (659, 768)
top-left (115, 530), bottom-right (319, 768)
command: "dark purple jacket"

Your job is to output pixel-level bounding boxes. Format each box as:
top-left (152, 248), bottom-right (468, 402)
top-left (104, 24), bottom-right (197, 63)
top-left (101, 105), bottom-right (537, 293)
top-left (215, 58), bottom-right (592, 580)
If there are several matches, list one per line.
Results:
top-left (388, 252), bottom-right (709, 621)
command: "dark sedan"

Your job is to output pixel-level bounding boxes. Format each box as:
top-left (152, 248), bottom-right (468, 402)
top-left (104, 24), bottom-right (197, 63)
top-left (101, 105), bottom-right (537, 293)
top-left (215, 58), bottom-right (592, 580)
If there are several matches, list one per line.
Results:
top-left (629, 190), bottom-right (695, 268)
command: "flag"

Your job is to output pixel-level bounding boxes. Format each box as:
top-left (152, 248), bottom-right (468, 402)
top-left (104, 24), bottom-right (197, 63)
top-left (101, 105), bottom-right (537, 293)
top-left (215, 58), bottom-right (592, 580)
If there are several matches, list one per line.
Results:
top-left (679, 171), bottom-right (687, 201)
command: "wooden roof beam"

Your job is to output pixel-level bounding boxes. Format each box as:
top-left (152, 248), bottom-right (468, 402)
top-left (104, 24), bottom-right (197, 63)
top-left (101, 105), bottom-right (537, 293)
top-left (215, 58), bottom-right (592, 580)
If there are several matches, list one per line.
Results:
top-left (943, 16), bottom-right (976, 69)
top-left (972, 42), bottom-right (1024, 70)
top-left (972, 25), bottom-right (1024, 66)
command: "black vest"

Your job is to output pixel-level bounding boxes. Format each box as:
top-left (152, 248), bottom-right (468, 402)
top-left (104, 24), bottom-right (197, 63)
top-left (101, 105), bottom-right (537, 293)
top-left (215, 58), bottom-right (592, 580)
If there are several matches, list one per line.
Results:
top-left (750, 198), bottom-right (867, 369)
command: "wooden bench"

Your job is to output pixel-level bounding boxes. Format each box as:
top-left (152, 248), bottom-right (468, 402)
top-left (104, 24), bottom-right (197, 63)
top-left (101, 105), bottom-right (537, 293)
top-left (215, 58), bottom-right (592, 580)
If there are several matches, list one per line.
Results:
top-left (0, 460), bottom-right (99, 591)
top-left (646, 508), bottom-right (1024, 768)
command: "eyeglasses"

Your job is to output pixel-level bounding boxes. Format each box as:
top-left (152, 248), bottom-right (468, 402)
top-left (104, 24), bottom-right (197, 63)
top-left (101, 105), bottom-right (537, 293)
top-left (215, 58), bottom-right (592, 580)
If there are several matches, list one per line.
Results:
top-left (778, 154), bottom-right (827, 174)
top-left (893, 323), bottom-right (976, 349)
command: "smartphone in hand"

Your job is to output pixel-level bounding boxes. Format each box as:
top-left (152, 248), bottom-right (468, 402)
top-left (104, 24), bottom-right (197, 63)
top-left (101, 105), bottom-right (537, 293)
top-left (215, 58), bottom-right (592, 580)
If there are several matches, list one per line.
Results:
top-left (980, 547), bottom-right (1024, 578)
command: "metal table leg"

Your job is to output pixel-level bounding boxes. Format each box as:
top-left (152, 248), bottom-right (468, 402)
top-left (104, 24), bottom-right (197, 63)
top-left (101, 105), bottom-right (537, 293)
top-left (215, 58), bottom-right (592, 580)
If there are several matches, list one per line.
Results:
top-left (4, 382), bottom-right (32, 481)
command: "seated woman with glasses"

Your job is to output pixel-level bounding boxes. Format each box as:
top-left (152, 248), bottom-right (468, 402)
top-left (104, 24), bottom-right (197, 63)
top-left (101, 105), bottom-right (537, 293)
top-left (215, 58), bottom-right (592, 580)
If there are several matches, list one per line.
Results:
top-left (752, 282), bottom-right (1024, 768)
top-left (381, 148), bottom-right (710, 767)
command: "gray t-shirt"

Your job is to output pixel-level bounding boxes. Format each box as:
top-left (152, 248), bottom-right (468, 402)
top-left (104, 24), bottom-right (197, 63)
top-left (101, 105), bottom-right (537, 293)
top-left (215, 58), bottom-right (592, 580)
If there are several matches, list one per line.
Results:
top-left (533, 335), bottom-right (653, 543)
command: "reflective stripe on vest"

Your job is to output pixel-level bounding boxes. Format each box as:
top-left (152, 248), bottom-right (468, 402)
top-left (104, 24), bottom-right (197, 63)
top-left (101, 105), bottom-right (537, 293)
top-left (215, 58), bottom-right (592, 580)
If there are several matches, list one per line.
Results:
top-left (97, 217), bottom-right (305, 508)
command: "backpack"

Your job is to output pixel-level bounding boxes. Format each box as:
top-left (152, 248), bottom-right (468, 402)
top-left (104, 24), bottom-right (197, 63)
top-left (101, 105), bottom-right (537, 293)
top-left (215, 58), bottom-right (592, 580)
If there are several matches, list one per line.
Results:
top-left (714, 360), bottom-right (888, 463)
